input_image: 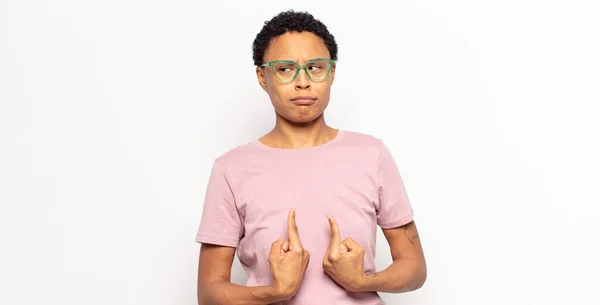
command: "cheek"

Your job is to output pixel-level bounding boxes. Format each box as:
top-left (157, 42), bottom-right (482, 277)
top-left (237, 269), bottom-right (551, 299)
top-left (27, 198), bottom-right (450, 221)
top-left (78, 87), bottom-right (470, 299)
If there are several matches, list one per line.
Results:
top-left (267, 82), bottom-right (331, 113)
top-left (267, 85), bottom-right (291, 105)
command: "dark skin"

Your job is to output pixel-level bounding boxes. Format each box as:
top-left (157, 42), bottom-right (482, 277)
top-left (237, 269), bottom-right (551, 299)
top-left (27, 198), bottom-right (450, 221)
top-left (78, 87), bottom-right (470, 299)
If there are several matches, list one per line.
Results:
top-left (256, 31), bottom-right (338, 149)
top-left (197, 220), bottom-right (426, 303)
top-left (198, 209), bottom-right (309, 304)
top-left (197, 31), bottom-right (426, 304)
top-left (323, 216), bottom-right (426, 293)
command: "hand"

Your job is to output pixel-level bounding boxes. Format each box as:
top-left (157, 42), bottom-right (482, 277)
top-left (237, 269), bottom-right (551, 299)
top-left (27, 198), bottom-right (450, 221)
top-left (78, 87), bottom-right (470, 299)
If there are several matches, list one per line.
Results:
top-left (268, 208), bottom-right (310, 300)
top-left (322, 215), bottom-right (368, 292)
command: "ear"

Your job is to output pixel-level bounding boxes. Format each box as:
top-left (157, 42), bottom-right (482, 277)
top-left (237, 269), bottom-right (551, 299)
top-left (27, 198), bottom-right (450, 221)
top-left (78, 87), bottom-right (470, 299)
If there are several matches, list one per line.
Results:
top-left (256, 67), bottom-right (268, 92)
top-left (330, 63), bottom-right (336, 85)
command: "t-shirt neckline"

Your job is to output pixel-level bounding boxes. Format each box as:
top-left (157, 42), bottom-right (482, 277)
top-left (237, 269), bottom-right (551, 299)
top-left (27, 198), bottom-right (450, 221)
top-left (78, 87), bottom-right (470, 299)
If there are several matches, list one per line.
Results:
top-left (251, 129), bottom-right (345, 152)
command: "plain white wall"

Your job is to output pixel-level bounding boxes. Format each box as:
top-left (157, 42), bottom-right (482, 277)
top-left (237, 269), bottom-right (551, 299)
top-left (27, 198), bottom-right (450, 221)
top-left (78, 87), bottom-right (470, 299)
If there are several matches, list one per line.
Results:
top-left (1, 0), bottom-right (599, 304)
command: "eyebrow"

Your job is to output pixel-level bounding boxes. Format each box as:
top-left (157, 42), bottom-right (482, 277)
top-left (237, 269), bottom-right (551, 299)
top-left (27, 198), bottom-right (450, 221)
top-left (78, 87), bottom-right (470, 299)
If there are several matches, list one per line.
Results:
top-left (280, 57), bottom-right (329, 62)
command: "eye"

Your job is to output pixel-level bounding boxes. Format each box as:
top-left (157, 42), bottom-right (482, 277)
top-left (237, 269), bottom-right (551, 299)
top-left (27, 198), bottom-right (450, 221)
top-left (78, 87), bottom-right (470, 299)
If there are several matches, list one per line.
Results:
top-left (275, 63), bottom-right (296, 74)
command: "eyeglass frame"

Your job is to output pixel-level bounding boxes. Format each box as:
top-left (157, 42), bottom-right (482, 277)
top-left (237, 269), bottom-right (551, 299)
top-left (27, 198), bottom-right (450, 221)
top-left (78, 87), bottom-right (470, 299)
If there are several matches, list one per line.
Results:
top-left (259, 58), bottom-right (337, 83)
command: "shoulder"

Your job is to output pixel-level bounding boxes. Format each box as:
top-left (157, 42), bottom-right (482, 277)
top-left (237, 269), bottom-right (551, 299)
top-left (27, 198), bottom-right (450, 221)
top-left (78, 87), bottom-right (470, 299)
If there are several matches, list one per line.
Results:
top-left (212, 141), bottom-right (259, 170)
top-left (339, 129), bottom-right (385, 151)
top-left (340, 130), bottom-right (403, 169)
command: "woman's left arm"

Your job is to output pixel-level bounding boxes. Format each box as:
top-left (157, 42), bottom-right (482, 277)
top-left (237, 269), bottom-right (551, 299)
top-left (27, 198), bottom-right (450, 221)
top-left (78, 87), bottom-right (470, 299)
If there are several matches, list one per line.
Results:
top-left (360, 221), bottom-right (427, 293)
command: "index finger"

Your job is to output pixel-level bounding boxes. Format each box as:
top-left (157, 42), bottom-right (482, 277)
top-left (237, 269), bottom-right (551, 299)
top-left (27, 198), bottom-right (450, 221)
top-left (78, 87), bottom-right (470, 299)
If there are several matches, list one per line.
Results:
top-left (287, 208), bottom-right (303, 250)
top-left (327, 215), bottom-right (341, 254)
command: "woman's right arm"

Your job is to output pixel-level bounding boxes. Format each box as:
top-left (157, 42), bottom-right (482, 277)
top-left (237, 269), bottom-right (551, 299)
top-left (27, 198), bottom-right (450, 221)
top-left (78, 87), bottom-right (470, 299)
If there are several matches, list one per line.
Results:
top-left (198, 209), bottom-right (310, 305)
top-left (197, 243), bottom-right (285, 305)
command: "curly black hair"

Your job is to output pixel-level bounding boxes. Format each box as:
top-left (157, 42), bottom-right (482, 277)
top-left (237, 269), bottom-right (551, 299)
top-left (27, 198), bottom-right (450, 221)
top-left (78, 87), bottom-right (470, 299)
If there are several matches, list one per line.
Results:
top-left (252, 10), bottom-right (338, 67)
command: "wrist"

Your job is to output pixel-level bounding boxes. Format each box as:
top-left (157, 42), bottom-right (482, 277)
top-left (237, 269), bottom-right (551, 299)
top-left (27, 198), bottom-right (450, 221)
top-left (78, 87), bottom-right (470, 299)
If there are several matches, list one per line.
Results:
top-left (268, 283), bottom-right (292, 302)
top-left (357, 272), bottom-right (377, 292)
top-left (345, 273), bottom-right (369, 293)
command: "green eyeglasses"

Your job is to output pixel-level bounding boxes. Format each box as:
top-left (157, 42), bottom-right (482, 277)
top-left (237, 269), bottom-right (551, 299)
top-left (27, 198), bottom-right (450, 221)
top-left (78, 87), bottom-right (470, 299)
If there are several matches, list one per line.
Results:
top-left (260, 58), bottom-right (336, 83)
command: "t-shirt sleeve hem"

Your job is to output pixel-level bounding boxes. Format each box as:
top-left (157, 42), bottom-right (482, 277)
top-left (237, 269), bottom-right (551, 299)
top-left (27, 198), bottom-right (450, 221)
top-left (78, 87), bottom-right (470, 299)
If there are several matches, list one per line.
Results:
top-left (195, 233), bottom-right (239, 248)
top-left (378, 212), bottom-right (415, 229)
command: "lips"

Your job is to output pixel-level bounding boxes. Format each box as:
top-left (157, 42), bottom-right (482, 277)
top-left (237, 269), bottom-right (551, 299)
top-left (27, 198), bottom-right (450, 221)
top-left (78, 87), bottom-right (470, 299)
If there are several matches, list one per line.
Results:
top-left (290, 96), bottom-right (317, 105)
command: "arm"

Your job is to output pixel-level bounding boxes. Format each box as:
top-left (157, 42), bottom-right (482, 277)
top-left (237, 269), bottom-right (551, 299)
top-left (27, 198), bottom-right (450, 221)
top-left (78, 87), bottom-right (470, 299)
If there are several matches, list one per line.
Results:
top-left (197, 243), bottom-right (284, 305)
top-left (196, 161), bottom-right (286, 304)
top-left (361, 221), bottom-right (427, 293)
top-left (198, 209), bottom-right (309, 305)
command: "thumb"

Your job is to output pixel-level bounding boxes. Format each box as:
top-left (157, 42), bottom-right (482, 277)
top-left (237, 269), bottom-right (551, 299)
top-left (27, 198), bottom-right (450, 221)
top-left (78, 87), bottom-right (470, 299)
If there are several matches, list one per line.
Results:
top-left (281, 240), bottom-right (290, 254)
top-left (342, 238), bottom-right (363, 253)
top-left (340, 243), bottom-right (349, 254)
top-left (269, 238), bottom-right (284, 258)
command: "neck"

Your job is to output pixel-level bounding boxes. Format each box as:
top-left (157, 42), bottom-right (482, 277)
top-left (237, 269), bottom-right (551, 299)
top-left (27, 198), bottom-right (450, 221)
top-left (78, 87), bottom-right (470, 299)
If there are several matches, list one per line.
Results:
top-left (261, 114), bottom-right (338, 149)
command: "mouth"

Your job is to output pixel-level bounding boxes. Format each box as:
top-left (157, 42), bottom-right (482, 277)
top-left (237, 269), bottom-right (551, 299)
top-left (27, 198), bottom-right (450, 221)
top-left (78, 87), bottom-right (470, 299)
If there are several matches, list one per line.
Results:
top-left (290, 97), bottom-right (317, 106)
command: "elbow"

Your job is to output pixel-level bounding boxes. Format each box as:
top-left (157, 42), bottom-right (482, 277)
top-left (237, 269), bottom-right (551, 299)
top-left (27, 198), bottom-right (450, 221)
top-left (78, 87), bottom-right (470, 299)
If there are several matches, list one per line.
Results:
top-left (413, 263), bottom-right (427, 290)
top-left (197, 284), bottom-right (209, 305)
top-left (198, 280), bottom-right (220, 305)
top-left (391, 261), bottom-right (427, 293)
top-left (414, 271), bottom-right (427, 290)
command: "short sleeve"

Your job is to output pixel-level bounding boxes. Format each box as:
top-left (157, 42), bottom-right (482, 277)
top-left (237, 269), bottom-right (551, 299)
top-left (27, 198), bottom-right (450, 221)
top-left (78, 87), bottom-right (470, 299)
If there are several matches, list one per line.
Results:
top-left (376, 140), bottom-right (414, 228)
top-left (195, 160), bottom-right (243, 247)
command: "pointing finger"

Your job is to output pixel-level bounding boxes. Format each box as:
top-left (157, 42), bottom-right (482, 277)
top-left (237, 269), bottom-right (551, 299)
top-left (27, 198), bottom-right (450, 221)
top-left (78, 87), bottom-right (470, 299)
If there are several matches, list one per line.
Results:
top-left (287, 208), bottom-right (303, 250)
top-left (327, 215), bottom-right (341, 255)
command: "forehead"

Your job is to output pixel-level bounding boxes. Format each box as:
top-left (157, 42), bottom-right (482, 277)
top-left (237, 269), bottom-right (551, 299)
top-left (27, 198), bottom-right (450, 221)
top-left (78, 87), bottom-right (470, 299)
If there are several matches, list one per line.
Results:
top-left (263, 31), bottom-right (330, 63)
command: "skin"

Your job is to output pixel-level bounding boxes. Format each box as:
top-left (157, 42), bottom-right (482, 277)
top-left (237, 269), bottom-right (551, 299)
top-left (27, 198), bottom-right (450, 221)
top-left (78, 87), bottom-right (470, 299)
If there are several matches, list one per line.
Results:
top-left (197, 31), bottom-right (427, 305)
top-left (198, 209), bottom-right (307, 305)
top-left (323, 216), bottom-right (427, 293)
top-left (255, 31), bottom-right (338, 149)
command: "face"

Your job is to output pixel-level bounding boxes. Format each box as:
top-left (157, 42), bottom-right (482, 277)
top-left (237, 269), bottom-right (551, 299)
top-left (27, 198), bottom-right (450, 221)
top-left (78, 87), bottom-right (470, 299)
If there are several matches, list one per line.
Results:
top-left (256, 31), bottom-right (336, 124)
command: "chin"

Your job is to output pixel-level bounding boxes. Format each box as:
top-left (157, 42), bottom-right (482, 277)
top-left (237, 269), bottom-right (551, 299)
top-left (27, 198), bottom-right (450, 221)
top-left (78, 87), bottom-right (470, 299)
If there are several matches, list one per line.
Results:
top-left (275, 104), bottom-right (326, 124)
top-left (286, 112), bottom-right (324, 124)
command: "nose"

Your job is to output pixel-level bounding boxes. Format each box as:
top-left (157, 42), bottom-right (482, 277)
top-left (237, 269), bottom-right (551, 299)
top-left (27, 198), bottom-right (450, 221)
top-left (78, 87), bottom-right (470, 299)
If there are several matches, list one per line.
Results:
top-left (295, 69), bottom-right (311, 89)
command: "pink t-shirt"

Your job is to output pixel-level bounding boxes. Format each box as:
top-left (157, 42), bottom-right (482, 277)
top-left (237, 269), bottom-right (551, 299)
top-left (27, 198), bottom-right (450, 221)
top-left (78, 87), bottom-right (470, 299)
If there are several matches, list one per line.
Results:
top-left (195, 130), bottom-right (414, 305)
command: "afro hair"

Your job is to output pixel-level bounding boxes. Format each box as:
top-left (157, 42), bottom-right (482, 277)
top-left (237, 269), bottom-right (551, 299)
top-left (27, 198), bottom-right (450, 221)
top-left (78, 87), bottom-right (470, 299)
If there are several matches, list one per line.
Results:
top-left (252, 10), bottom-right (338, 67)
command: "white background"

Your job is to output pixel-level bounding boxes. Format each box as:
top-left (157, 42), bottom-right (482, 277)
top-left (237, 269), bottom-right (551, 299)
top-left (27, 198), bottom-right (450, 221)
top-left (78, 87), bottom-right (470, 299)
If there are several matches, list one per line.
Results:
top-left (1, 0), bottom-right (599, 304)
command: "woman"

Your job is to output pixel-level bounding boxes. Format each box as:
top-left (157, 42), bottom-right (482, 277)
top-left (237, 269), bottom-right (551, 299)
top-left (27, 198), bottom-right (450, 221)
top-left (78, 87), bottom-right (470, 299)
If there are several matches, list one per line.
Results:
top-left (196, 10), bottom-right (427, 305)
